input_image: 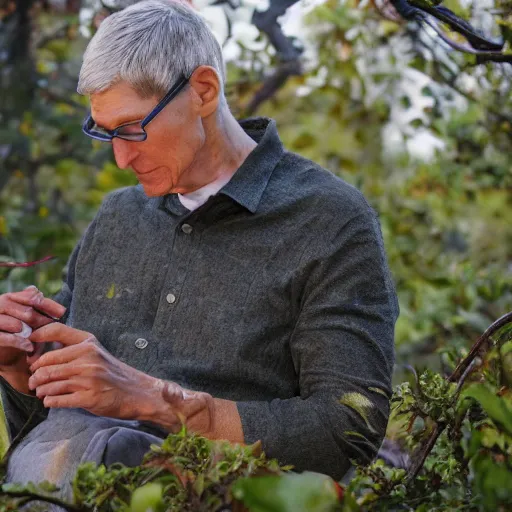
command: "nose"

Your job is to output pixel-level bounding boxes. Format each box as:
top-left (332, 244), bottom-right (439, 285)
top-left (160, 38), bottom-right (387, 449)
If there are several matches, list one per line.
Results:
top-left (112, 138), bottom-right (138, 170)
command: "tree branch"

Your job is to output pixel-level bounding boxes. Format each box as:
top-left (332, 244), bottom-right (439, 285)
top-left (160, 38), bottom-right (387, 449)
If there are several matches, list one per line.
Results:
top-left (0, 256), bottom-right (55, 268)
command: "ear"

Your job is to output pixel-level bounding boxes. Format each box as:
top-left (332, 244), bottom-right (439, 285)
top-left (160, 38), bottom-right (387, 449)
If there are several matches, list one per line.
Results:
top-left (188, 66), bottom-right (222, 118)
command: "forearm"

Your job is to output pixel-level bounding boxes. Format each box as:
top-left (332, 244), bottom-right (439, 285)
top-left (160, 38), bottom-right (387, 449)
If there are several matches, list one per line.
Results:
top-left (236, 387), bottom-right (390, 480)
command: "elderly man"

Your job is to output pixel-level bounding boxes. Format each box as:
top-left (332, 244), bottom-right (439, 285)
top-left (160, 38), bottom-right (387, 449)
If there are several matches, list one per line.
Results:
top-left (0, 0), bottom-right (398, 493)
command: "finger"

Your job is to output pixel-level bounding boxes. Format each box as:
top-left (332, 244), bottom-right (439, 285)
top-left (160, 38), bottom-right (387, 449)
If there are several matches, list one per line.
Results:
top-left (35, 377), bottom-right (87, 399)
top-left (26, 341), bottom-right (47, 367)
top-left (162, 382), bottom-right (186, 406)
top-left (0, 332), bottom-right (34, 352)
top-left (30, 342), bottom-right (91, 372)
top-left (0, 298), bottom-right (54, 330)
top-left (29, 297), bottom-right (66, 321)
top-left (10, 291), bottom-right (66, 322)
top-left (8, 287), bottom-right (66, 322)
top-left (0, 314), bottom-right (24, 334)
top-left (43, 391), bottom-right (91, 410)
top-left (28, 363), bottom-right (82, 390)
top-left (29, 323), bottom-right (94, 347)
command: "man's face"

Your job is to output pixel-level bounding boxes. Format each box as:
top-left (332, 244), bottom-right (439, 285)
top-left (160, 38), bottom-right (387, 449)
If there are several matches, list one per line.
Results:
top-left (90, 81), bottom-right (205, 196)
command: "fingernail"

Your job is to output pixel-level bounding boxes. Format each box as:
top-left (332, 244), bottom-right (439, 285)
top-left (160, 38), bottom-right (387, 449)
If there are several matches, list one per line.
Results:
top-left (29, 293), bottom-right (44, 306)
top-left (24, 285), bottom-right (38, 291)
top-left (22, 343), bottom-right (34, 352)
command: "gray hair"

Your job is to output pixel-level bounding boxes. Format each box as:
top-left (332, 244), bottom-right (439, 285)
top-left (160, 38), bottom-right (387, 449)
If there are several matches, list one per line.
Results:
top-left (77, 0), bottom-right (226, 100)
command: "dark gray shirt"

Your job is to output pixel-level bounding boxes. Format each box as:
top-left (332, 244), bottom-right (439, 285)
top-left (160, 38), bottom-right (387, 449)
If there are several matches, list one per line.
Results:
top-left (3, 117), bottom-right (398, 481)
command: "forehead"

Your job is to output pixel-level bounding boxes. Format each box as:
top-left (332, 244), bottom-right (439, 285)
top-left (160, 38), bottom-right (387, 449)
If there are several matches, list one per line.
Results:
top-left (90, 82), bottom-right (158, 131)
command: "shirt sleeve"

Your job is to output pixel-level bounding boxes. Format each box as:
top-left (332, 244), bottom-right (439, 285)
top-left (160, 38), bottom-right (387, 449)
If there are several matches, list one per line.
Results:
top-left (51, 229), bottom-right (84, 311)
top-left (236, 208), bottom-right (399, 481)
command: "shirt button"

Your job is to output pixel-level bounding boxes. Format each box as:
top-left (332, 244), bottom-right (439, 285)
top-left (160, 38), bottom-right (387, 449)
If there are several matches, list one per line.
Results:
top-left (134, 338), bottom-right (148, 350)
top-left (166, 293), bottom-right (176, 304)
top-left (181, 223), bottom-right (193, 234)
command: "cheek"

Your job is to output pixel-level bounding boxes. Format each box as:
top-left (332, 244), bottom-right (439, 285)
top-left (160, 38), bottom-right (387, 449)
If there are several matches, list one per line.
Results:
top-left (161, 122), bottom-right (205, 169)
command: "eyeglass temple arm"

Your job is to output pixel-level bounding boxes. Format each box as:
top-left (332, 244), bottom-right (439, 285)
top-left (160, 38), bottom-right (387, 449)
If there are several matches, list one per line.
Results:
top-left (141, 77), bottom-right (189, 128)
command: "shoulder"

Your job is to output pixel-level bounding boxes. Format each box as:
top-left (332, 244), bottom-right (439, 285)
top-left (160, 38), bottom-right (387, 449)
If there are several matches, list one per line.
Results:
top-left (272, 151), bottom-right (375, 220)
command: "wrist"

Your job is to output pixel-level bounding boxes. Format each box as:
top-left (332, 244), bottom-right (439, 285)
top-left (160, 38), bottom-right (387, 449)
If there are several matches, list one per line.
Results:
top-left (133, 378), bottom-right (214, 435)
top-left (129, 374), bottom-right (167, 423)
top-left (202, 398), bottom-right (244, 444)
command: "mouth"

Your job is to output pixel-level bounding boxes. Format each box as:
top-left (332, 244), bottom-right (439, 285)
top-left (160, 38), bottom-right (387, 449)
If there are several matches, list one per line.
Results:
top-left (134, 167), bottom-right (158, 176)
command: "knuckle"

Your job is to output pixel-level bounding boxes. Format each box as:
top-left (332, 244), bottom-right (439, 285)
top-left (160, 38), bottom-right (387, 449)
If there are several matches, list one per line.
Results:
top-left (85, 338), bottom-right (98, 350)
top-left (0, 333), bottom-right (13, 347)
top-left (0, 333), bottom-right (23, 349)
top-left (37, 368), bottom-right (50, 383)
top-left (23, 307), bottom-right (35, 322)
top-left (89, 364), bottom-right (103, 379)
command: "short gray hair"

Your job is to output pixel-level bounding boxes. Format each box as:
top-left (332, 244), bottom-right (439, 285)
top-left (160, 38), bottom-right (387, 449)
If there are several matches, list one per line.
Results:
top-left (77, 0), bottom-right (226, 99)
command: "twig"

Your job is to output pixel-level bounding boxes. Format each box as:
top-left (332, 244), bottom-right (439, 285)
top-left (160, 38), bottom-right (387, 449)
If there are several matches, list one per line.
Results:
top-left (405, 421), bottom-right (445, 481)
top-left (448, 311), bottom-right (512, 383)
top-left (405, 310), bottom-right (512, 482)
top-left (453, 359), bottom-right (477, 397)
top-left (0, 256), bottom-right (55, 268)
top-left (405, 421), bottom-right (441, 481)
top-left (0, 488), bottom-right (84, 511)
top-left (423, 17), bottom-right (512, 62)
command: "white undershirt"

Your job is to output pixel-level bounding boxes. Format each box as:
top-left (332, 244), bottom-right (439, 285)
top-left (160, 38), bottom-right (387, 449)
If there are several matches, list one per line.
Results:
top-left (178, 173), bottom-right (232, 212)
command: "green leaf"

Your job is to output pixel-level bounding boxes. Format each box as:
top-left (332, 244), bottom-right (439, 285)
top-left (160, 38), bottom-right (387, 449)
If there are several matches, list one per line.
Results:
top-left (462, 384), bottom-right (512, 436)
top-left (232, 472), bottom-right (341, 512)
top-left (129, 482), bottom-right (164, 512)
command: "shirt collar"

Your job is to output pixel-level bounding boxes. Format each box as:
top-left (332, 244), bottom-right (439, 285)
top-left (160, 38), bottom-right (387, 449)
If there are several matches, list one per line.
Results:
top-left (158, 117), bottom-right (284, 216)
top-left (220, 117), bottom-right (284, 213)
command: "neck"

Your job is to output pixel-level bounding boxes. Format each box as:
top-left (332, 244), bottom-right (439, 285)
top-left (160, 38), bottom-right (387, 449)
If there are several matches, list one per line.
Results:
top-left (175, 107), bottom-right (258, 194)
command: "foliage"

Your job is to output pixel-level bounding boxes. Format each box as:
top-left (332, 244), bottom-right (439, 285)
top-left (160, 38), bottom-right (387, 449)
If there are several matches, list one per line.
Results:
top-left (1, 0), bottom-right (512, 510)
top-left (0, 317), bottom-right (511, 511)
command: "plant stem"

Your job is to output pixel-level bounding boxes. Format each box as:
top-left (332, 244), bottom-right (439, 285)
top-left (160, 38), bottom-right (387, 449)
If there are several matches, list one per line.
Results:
top-left (0, 488), bottom-right (85, 511)
top-left (405, 310), bottom-right (512, 482)
top-left (0, 255), bottom-right (55, 268)
top-left (406, 422), bottom-right (444, 482)
top-left (448, 311), bottom-right (512, 383)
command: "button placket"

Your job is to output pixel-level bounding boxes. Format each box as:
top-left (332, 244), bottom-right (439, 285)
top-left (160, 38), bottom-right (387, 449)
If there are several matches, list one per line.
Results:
top-left (153, 219), bottom-right (199, 338)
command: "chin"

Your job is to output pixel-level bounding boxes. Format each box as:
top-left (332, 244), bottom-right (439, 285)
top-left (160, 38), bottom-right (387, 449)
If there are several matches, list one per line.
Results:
top-left (140, 183), bottom-right (172, 197)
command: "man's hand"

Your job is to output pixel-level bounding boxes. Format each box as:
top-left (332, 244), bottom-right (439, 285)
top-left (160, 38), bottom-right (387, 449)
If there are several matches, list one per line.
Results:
top-left (0, 286), bottom-right (66, 365)
top-left (29, 323), bottom-right (158, 419)
top-left (27, 323), bottom-right (218, 436)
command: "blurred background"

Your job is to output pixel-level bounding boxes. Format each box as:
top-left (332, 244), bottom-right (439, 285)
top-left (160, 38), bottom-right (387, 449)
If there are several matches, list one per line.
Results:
top-left (0, 0), bottom-right (511, 384)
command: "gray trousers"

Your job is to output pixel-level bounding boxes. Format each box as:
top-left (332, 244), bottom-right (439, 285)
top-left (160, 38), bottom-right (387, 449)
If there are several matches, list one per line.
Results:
top-left (7, 408), bottom-right (165, 510)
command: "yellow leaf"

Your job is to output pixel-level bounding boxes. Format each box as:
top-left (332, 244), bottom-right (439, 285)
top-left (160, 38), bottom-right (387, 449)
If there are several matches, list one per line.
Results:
top-left (106, 284), bottom-right (116, 299)
top-left (0, 216), bottom-right (7, 236)
top-left (19, 121), bottom-right (32, 136)
top-left (339, 392), bottom-right (376, 433)
top-left (0, 394), bottom-right (11, 458)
